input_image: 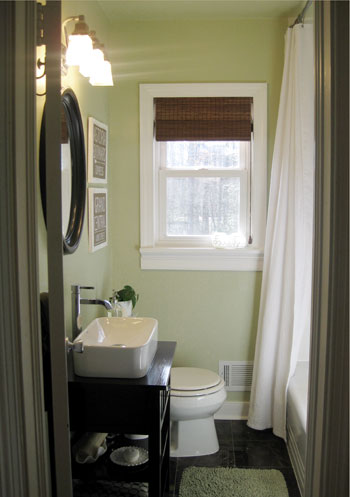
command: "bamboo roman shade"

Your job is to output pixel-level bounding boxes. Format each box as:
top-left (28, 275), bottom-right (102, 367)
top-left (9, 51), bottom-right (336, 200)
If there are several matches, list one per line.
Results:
top-left (154, 97), bottom-right (253, 141)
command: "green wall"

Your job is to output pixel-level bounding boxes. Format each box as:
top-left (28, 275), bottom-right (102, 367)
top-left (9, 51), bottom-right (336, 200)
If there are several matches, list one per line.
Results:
top-left (61, 1), bottom-right (114, 332)
top-left (38, 1), bottom-right (113, 335)
top-left (107, 18), bottom-right (287, 400)
top-left (38, 6), bottom-right (288, 402)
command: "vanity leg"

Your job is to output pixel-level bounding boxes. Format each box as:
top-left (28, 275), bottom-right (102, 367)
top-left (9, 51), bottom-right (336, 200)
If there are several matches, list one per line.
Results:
top-left (164, 392), bottom-right (170, 492)
top-left (148, 391), bottom-right (162, 497)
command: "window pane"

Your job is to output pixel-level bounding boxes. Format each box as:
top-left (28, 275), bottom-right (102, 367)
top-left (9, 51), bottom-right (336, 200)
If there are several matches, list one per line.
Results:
top-left (166, 177), bottom-right (240, 236)
top-left (165, 141), bottom-right (242, 169)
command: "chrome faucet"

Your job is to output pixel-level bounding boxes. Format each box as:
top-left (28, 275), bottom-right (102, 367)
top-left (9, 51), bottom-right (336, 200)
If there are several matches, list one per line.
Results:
top-left (71, 284), bottom-right (112, 339)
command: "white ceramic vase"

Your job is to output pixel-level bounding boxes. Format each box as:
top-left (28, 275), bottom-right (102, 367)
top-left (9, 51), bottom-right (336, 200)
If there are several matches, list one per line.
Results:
top-left (117, 300), bottom-right (133, 317)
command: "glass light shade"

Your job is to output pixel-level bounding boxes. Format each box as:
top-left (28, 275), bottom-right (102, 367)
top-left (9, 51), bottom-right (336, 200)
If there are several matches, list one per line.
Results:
top-left (89, 60), bottom-right (114, 86)
top-left (79, 48), bottom-right (104, 78)
top-left (66, 34), bottom-right (93, 66)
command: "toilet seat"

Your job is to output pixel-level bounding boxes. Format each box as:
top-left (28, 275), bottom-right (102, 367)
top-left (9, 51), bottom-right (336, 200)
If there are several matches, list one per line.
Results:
top-left (171, 367), bottom-right (225, 397)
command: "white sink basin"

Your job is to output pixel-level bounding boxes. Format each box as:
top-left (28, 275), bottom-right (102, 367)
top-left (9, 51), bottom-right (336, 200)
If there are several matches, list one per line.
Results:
top-left (73, 317), bottom-right (158, 378)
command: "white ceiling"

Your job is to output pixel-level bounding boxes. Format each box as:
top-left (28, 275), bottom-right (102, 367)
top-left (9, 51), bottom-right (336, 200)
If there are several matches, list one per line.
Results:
top-left (97, 0), bottom-right (306, 22)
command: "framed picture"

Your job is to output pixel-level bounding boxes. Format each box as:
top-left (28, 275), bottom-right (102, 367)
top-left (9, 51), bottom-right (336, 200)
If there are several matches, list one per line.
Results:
top-left (88, 188), bottom-right (108, 252)
top-left (88, 117), bottom-right (108, 183)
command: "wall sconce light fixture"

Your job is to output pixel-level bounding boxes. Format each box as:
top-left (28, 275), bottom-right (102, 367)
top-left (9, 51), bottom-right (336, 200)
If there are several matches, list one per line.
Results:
top-left (65, 17), bottom-right (93, 67)
top-left (62, 16), bottom-right (114, 86)
top-left (89, 56), bottom-right (114, 87)
top-left (79, 31), bottom-right (103, 77)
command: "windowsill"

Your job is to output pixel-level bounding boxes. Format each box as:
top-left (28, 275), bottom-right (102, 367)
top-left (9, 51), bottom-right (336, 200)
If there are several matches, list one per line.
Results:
top-left (140, 247), bottom-right (264, 271)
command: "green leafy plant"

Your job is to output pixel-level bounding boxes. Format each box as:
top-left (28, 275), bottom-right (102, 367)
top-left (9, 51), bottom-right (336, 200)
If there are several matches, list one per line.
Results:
top-left (110, 285), bottom-right (139, 309)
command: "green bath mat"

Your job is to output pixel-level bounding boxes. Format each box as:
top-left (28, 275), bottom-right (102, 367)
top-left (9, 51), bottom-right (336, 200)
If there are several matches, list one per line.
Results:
top-left (179, 466), bottom-right (288, 497)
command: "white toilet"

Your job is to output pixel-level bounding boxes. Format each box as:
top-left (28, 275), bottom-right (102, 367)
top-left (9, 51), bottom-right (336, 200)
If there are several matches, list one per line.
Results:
top-left (170, 367), bottom-right (226, 457)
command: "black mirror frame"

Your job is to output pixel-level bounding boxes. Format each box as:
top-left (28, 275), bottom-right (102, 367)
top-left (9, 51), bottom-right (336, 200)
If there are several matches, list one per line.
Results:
top-left (40, 88), bottom-right (86, 255)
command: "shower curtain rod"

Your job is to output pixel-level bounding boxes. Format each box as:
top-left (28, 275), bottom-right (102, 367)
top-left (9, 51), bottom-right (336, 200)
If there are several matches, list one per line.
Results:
top-left (289, 0), bottom-right (312, 28)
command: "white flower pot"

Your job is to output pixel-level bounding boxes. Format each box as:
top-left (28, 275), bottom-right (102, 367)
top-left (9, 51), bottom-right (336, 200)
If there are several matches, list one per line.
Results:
top-left (117, 300), bottom-right (133, 317)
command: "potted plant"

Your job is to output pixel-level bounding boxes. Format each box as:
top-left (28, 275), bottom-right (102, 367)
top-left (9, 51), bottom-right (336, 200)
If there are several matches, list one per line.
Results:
top-left (110, 285), bottom-right (139, 317)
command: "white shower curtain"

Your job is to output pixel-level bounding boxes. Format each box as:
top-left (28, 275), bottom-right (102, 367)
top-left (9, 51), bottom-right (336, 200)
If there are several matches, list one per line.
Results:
top-left (247, 24), bottom-right (314, 440)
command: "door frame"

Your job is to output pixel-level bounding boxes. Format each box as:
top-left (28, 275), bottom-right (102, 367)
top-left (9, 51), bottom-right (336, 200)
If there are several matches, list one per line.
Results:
top-left (305, 2), bottom-right (349, 496)
top-left (43, 1), bottom-right (73, 495)
top-left (0, 1), bottom-right (51, 496)
top-left (0, 1), bottom-right (73, 496)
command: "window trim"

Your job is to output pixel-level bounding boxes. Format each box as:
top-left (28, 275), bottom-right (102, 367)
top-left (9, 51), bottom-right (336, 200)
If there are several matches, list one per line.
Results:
top-left (140, 83), bottom-right (267, 271)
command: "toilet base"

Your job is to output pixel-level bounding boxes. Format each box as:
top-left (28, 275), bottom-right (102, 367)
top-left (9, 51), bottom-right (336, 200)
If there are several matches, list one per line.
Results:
top-left (170, 417), bottom-right (219, 457)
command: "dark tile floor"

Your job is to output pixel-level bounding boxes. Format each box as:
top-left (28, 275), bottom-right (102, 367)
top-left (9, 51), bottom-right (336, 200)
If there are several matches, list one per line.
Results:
top-left (73, 421), bottom-right (301, 497)
top-left (165, 420), bottom-right (301, 497)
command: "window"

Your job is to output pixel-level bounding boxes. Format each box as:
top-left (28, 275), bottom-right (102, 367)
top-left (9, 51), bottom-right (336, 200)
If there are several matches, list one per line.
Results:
top-left (140, 84), bottom-right (267, 271)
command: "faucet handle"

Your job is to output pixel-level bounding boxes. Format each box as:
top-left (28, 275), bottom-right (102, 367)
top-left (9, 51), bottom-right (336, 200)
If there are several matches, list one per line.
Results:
top-left (71, 284), bottom-right (95, 293)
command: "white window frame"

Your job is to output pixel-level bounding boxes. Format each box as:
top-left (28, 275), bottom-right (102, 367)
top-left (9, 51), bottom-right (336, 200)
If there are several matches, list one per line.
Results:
top-left (139, 83), bottom-right (267, 271)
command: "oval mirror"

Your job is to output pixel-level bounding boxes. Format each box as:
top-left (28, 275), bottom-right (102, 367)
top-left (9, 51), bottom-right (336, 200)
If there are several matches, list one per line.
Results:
top-left (40, 88), bottom-right (86, 254)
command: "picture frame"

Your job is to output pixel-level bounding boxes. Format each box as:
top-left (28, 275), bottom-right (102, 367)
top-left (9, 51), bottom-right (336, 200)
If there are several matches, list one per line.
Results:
top-left (88, 188), bottom-right (108, 252)
top-left (88, 117), bottom-right (108, 183)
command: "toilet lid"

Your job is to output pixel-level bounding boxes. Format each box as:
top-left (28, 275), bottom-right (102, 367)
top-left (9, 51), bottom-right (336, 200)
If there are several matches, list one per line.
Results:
top-left (171, 367), bottom-right (221, 391)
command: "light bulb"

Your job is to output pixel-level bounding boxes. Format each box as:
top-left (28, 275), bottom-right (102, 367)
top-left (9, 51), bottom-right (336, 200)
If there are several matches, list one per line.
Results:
top-left (89, 59), bottom-right (114, 86)
top-left (79, 48), bottom-right (104, 78)
top-left (66, 34), bottom-right (93, 66)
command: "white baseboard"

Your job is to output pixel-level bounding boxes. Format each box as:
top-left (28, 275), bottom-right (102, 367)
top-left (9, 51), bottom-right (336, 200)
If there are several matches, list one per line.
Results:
top-left (214, 401), bottom-right (250, 420)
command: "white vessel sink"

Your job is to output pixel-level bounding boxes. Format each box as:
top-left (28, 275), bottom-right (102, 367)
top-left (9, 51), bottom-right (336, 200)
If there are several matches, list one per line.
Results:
top-left (73, 317), bottom-right (158, 378)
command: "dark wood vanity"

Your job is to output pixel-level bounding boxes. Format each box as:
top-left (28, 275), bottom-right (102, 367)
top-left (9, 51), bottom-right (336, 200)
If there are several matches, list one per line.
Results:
top-left (68, 341), bottom-right (176, 497)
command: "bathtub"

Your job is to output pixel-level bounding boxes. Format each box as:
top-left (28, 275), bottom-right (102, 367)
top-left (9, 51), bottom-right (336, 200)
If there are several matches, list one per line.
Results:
top-left (286, 361), bottom-right (309, 496)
